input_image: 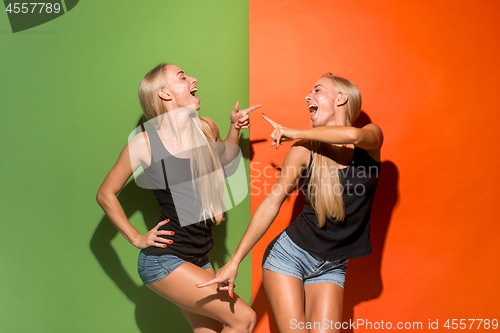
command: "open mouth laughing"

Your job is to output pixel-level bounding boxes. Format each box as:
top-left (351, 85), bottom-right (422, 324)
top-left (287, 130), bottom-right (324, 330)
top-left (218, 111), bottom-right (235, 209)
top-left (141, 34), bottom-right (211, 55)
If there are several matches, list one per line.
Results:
top-left (308, 103), bottom-right (318, 118)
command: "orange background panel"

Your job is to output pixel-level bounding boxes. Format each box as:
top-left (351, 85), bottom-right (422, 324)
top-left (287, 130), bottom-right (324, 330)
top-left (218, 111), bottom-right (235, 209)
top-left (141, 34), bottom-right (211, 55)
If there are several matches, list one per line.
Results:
top-left (249, 0), bottom-right (500, 332)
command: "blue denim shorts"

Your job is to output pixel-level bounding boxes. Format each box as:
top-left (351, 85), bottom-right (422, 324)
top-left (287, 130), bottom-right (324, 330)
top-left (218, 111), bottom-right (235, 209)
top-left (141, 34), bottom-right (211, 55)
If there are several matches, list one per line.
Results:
top-left (137, 252), bottom-right (212, 285)
top-left (262, 231), bottom-right (348, 288)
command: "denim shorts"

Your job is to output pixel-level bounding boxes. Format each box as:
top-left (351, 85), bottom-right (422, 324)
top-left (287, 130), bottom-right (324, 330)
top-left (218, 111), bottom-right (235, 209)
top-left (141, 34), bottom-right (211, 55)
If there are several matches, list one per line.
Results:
top-left (137, 252), bottom-right (212, 285)
top-left (262, 231), bottom-right (348, 288)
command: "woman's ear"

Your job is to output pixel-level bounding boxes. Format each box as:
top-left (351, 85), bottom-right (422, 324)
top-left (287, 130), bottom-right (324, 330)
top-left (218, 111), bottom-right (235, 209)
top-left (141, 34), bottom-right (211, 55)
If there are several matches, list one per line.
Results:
top-left (336, 93), bottom-right (348, 107)
top-left (159, 89), bottom-right (172, 101)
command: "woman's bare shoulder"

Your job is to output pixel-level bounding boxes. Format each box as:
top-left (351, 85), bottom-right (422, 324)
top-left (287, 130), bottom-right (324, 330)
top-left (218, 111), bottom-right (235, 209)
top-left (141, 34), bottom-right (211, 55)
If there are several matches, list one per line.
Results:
top-left (127, 131), bottom-right (151, 166)
top-left (284, 140), bottom-right (311, 168)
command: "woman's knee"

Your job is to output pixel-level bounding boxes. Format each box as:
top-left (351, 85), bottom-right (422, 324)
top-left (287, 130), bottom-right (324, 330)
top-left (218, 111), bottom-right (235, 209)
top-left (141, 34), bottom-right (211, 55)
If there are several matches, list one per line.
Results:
top-left (228, 305), bottom-right (257, 332)
top-left (246, 308), bottom-right (257, 331)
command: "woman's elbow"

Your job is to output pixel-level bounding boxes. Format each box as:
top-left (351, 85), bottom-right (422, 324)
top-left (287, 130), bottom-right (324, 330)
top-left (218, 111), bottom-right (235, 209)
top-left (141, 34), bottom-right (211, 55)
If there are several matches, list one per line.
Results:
top-left (96, 188), bottom-right (113, 207)
top-left (96, 190), bottom-right (105, 206)
top-left (353, 128), bottom-right (381, 150)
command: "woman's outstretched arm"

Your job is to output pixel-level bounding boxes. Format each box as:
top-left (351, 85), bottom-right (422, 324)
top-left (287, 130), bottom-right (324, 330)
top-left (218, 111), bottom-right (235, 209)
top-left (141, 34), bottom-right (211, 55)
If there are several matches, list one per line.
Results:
top-left (263, 114), bottom-right (383, 151)
top-left (196, 141), bottom-right (310, 296)
top-left (276, 124), bottom-right (383, 150)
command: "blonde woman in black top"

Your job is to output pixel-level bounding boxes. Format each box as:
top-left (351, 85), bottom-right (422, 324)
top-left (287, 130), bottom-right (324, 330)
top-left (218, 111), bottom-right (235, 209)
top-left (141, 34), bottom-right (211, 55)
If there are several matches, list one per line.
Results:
top-left (198, 74), bottom-right (383, 333)
top-left (97, 63), bottom-right (260, 333)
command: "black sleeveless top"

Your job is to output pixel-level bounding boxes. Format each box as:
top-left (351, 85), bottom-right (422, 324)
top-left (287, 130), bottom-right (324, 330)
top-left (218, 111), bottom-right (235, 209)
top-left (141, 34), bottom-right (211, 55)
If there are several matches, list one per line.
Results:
top-left (140, 127), bottom-right (213, 263)
top-left (285, 146), bottom-right (381, 260)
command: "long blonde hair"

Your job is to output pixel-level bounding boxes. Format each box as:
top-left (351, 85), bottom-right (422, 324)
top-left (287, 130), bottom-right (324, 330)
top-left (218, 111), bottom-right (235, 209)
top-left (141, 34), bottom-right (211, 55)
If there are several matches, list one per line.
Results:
top-left (308, 74), bottom-right (362, 228)
top-left (138, 63), bottom-right (225, 225)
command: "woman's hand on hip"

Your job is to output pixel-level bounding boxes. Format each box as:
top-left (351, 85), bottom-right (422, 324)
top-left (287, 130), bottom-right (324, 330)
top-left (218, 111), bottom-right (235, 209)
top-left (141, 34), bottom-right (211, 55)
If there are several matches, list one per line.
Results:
top-left (133, 219), bottom-right (174, 249)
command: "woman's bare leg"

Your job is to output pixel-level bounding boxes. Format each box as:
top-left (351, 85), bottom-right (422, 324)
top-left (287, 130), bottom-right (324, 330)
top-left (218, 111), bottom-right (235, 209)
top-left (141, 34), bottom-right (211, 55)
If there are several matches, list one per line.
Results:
top-left (177, 267), bottom-right (225, 333)
top-left (304, 282), bottom-right (344, 333)
top-left (262, 268), bottom-right (308, 333)
top-left (147, 263), bottom-right (256, 333)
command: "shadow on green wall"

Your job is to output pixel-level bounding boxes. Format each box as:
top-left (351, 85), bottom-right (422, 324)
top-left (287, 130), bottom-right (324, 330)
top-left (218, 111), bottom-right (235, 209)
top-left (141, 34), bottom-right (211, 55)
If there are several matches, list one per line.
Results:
top-left (90, 116), bottom-right (232, 332)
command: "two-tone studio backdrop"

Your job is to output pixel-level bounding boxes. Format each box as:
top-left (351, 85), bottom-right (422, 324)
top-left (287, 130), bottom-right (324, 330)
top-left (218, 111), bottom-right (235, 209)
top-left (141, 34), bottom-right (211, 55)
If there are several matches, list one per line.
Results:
top-left (1, 1), bottom-right (499, 332)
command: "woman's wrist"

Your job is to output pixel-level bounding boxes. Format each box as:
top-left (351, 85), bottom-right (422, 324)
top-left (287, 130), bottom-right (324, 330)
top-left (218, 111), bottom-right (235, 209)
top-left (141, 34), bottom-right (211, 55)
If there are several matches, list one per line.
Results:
top-left (229, 252), bottom-right (244, 266)
top-left (128, 231), bottom-right (142, 248)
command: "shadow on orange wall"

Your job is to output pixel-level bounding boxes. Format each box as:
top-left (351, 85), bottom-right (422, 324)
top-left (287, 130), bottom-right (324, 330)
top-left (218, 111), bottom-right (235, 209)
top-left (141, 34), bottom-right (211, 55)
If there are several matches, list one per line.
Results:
top-left (341, 114), bottom-right (399, 331)
top-left (342, 160), bottom-right (398, 332)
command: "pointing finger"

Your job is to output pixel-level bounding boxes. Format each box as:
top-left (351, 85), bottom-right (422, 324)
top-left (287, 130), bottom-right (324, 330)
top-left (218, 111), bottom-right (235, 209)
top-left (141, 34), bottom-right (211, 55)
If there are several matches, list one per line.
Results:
top-left (196, 277), bottom-right (223, 288)
top-left (261, 113), bottom-right (278, 128)
top-left (243, 104), bottom-right (262, 114)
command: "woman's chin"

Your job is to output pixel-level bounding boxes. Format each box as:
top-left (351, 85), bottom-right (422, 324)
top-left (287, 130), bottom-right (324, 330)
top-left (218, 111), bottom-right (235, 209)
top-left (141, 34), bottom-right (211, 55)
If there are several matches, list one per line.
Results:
top-left (311, 113), bottom-right (321, 127)
top-left (194, 97), bottom-right (201, 110)
top-left (311, 119), bottom-right (322, 127)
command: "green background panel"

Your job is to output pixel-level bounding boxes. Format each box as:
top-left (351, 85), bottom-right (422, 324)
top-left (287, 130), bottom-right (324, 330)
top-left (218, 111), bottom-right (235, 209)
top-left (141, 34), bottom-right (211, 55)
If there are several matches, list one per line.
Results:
top-left (0, 1), bottom-right (251, 332)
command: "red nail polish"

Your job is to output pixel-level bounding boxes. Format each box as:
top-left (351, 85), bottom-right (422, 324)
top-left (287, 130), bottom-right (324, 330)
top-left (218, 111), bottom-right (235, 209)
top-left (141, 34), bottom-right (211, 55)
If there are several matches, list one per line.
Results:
top-left (230, 292), bottom-right (234, 298)
top-left (168, 240), bottom-right (173, 244)
top-left (171, 232), bottom-right (175, 235)
top-left (195, 284), bottom-right (199, 287)
top-left (166, 219), bottom-right (170, 222)
top-left (261, 112), bottom-right (266, 116)
top-left (163, 244), bottom-right (167, 248)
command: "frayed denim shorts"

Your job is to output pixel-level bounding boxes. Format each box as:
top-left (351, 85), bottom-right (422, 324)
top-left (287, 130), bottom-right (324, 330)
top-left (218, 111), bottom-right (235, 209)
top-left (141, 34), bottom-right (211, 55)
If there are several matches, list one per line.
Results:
top-left (137, 252), bottom-right (211, 285)
top-left (262, 231), bottom-right (348, 288)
